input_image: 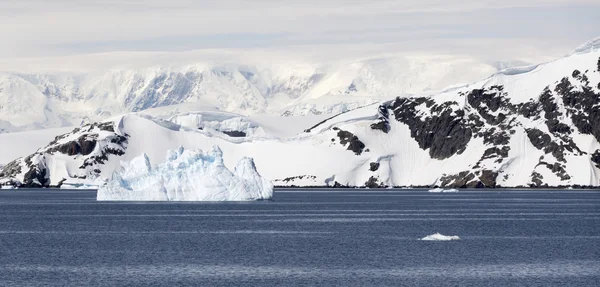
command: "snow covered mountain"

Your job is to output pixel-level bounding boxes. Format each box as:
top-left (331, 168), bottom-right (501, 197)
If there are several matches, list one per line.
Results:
top-left (0, 55), bottom-right (498, 132)
top-left (1, 38), bottom-right (599, 188)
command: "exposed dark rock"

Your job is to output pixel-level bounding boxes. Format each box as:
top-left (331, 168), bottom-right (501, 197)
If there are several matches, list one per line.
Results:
top-left (480, 128), bottom-right (510, 145)
top-left (277, 175), bottom-right (317, 183)
top-left (48, 134), bottom-right (98, 156)
top-left (479, 170), bottom-right (498, 187)
top-left (331, 181), bottom-right (348, 188)
top-left (97, 122), bottom-right (115, 132)
top-left (303, 110), bottom-right (352, 133)
top-left (389, 97), bottom-right (471, 159)
top-left (47, 133), bottom-right (70, 146)
top-left (110, 135), bottom-right (128, 145)
top-left (530, 171), bottom-right (544, 187)
top-left (439, 169), bottom-right (497, 188)
top-left (370, 121), bottom-right (390, 133)
top-left (439, 171), bottom-right (477, 188)
top-left (56, 178), bottom-right (67, 188)
top-left (526, 128), bottom-right (570, 162)
top-left (222, 130), bottom-right (247, 137)
top-left (556, 76), bottom-right (600, 143)
top-left (369, 162), bottom-right (380, 172)
top-left (55, 141), bottom-right (80, 156)
top-left (527, 129), bottom-right (552, 150)
top-left (546, 119), bottom-right (571, 135)
top-left (592, 150), bottom-right (600, 169)
top-left (80, 147), bottom-right (127, 169)
top-left (23, 165), bottom-right (48, 188)
top-left (347, 82), bottom-right (357, 92)
top-left (77, 135), bottom-right (97, 155)
top-left (365, 176), bottom-right (385, 188)
top-left (0, 159), bottom-right (22, 179)
top-left (335, 128), bottom-right (366, 155)
top-left (480, 146), bottom-right (510, 163)
top-left (539, 87), bottom-right (571, 135)
top-left (370, 105), bottom-right (391, 133)
top-left (518, 100), bottom-right (541, 119)
top-left (467, 86), bottom-right (515, 125)
top-left (537, 161), bottom-right (571, 181)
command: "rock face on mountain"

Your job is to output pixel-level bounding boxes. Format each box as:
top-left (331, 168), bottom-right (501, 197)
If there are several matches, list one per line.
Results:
top-left (0, 121), bottom-right (128, 187)
top-left (1, 39), bottom-right (599, 188)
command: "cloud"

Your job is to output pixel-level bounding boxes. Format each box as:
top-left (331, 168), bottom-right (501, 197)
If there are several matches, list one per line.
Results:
top-left (0, 0), bottom-right (598, 63)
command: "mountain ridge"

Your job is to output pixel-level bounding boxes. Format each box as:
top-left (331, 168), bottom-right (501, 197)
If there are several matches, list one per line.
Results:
top-left (1, 39), bottom-right (600, 188)
top-left (0, 55), bottom-right (501, 132)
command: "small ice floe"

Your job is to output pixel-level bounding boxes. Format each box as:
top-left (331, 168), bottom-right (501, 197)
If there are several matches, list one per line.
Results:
top-left (420, 233), bottom-right (461, 241)
top-left (428, 188), bottom-right (459, 193)
top-left (0, 185), bottom-right (17, 190)
top-left (60, 183), bottom-right (99, 190)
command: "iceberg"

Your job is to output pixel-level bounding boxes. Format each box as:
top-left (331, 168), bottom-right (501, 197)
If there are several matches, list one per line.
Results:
top-left (97, 146), bottom-right (273, 201)
top-left (420, 233), bottom-right (461, 241)
top-left (428, 188), bottom-right (459, 193)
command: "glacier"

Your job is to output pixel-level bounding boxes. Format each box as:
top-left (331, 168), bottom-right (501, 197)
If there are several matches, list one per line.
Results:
top-left (97, 146), bottom-right (273, 201)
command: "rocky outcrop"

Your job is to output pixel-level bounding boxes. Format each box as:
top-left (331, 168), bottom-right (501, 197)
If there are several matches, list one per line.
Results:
top-left (0, 121), bottom-right (129, 187)
top-left (438, 170), bottom-right (498, 188)
top-left (365, 176), bottom-right (386, 188)
top-left (333, 127), bottom-right (366, 155)
top-left (222, 130), bottom-right (247, 137)
top-left (592, 150), bottom-right (600, 168)
top-left (370, 105), bottom-right (391, 133)
top-left (369, 162), bottom-right (380, 172)
top-left (373, 56), bottom-right (600, 187)
top-left (388, 97), bottom-right (472, 160)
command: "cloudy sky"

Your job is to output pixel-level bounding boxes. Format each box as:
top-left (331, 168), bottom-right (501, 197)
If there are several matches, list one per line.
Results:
top-left (1, 0), bottom-right (599, 69)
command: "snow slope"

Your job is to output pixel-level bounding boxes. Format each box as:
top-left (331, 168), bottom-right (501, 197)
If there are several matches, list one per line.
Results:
top-left (1, 38), bottom-right (599, 188)
top-left (0, 127), bottom-right (73, 164)
top-left (0, 55), bottom-right (498, 132)
top-left (0, 110), bottom-right (330, 164)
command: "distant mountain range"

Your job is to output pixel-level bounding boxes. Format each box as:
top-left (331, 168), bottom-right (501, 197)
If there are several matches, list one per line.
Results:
top-left (1, 38), bottom-right (599, 188)
top-left (0, 54), bottom-right (500, 133)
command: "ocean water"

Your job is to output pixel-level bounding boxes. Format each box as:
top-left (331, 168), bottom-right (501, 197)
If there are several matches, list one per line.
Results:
top-left (0, 189), bottom-right (599, 286)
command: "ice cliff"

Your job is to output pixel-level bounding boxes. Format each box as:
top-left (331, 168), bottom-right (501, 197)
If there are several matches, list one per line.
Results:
top-left (97, 146), bottom-right (273, 201)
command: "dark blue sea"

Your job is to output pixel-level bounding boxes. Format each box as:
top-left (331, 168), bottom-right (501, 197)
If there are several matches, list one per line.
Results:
top-left (0, 189), bottom-right (599, 286)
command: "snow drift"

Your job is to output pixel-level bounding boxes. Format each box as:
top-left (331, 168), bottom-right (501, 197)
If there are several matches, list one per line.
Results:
top-left (97, 146), bottom-right (273, 201)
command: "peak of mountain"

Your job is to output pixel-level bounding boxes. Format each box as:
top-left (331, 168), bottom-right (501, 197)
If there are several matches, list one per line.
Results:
top-left (570, 37), bottom-right (600, 56)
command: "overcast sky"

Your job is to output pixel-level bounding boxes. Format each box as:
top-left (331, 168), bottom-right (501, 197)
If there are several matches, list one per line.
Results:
top-left (1, 0), bottom-right (599, 69)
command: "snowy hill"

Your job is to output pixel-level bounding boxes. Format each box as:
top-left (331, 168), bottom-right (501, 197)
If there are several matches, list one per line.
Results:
top-left (1, 39), bottom-right (599, 188)
top-left (0, 55), bottom-right (497, 132)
